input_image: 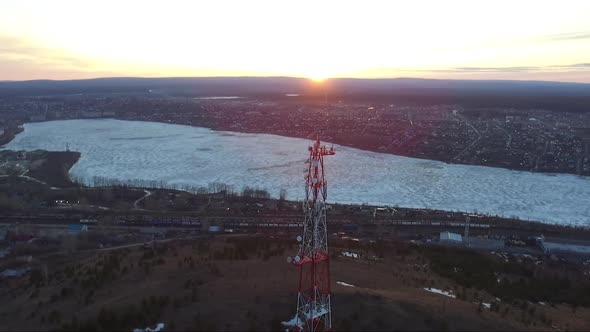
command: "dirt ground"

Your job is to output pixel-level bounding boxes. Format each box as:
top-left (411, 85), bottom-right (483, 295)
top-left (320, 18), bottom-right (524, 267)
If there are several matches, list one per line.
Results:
top-left (0, 236), bottom-right (588, 331)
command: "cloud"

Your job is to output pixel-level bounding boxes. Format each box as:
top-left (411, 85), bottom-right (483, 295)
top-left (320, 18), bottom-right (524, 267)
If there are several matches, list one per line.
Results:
top-left (357, 63), bottom-right (590, 83)
top-left (540, 31), bottom-right (590, 42)
top-left (398, 64), bottom-right (590, 74)
top-left (0, 35), bottom-right (122, 80)
top-left (0, 35), bottom-right (91, 69)
top-left (452, 66), bottom-right (540, 72)
top-left (551, 63), bottom-right (590, 68)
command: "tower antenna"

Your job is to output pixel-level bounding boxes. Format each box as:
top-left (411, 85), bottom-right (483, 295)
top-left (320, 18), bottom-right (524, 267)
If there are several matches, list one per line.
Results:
top-left (286, 137), bottom-right (335, 332)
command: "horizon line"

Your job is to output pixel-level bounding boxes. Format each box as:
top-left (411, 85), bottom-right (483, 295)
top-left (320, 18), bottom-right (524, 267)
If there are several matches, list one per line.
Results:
top-left (2, 75), bottom-right (590, 85)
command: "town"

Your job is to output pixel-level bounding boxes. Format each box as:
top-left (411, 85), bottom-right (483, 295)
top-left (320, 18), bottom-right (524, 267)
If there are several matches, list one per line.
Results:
top-left (1, 94), bottom-right (589, 175)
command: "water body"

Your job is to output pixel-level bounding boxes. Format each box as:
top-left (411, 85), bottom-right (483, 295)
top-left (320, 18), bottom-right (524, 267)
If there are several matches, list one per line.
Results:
top-left (5, 119), bottom-right (590, 226)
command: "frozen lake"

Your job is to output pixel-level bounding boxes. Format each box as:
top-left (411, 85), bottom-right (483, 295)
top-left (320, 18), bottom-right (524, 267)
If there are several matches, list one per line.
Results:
top-left (4, 119), bottom-right (590, 226)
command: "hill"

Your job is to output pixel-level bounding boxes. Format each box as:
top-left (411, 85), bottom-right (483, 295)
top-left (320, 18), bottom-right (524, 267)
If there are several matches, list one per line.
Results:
top-left (1, 236), bottom-right (588, 331)
top-left (1, 77), bottom-right (590, 112)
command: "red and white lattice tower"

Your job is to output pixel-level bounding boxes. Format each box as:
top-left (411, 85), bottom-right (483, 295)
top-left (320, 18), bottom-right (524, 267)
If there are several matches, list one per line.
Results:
top-left (288, 137), bottom-right (335, 332)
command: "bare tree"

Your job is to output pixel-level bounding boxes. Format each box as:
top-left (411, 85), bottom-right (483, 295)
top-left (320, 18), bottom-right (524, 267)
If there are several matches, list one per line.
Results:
top-left (279, 188), bottom-right (287, 201)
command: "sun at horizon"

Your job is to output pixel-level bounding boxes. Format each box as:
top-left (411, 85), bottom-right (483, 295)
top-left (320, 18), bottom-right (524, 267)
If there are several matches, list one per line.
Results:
top-left (309, 76), bottom-right (327, 82)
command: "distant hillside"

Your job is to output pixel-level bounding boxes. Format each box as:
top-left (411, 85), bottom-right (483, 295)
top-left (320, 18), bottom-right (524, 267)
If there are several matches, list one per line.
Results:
top-left (1, 77), bottom-right (589, 111)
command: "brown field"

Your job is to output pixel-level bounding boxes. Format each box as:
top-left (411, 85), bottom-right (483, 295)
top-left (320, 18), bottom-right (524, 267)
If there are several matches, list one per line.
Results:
top-left (0, 235), bottom-right (588, 331)
top-left (27, 151), bottom-right (80, 188)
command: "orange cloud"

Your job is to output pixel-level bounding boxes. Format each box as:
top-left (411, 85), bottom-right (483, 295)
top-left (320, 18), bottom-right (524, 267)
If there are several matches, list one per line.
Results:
top-left (0, 35), bottom-right (118, 80)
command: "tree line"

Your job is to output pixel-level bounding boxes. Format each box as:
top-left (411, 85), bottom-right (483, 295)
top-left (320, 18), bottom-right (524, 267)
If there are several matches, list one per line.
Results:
top-left (71, 175), bottom-right (281, 200)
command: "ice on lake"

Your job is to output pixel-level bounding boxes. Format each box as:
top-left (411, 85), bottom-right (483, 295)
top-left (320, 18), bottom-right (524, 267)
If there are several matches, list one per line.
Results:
top-left (4, 119), bottom-right (590, 226)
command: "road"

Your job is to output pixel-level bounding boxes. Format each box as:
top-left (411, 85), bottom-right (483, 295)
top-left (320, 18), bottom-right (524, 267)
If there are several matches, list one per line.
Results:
top-left (94, 234), bottom-right (203, 252)
top-left (39, 234), bottom-right (206, 258)
top-left (0, 173), bottom-right (58, 189)
top-left (494, 121), bottom-right (512, 149)
top-left (38, 233), bottom-right (250, 258)
top-left (451, 112), bottom-right (482, 162)
top-left (576, 142), bottom-right (589, 174)
top-left (133, 189), bottom-right (152, 210)
top-left (534, 141), bottom-right (550, 171)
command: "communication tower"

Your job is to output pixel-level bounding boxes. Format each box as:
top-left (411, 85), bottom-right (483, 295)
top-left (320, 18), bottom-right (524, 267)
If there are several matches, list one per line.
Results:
top-left (287, 137), bottom-right (335, 332)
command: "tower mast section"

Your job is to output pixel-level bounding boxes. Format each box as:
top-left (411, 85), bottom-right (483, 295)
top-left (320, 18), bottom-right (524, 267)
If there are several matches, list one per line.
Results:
top-left (289, 137), bottom-right (335, 332)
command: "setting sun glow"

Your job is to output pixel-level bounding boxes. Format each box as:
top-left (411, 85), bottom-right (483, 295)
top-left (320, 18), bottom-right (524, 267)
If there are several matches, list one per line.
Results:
top-left (307, 70), bottom-right (330, 82)
top-left (0, 0), bottom-right (589, 82)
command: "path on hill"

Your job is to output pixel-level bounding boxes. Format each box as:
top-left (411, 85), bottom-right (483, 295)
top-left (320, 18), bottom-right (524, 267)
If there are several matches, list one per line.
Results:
top-left (133, 189), bottom-right (152, 210)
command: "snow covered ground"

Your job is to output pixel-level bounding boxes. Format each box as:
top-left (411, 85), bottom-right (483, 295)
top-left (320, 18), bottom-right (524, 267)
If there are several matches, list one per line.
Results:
top-left (281, 315), bottom-right (303, 329)
top-left (5, 119), bottom-right (590, 226)
top-left (341, 251), bottom-right (360, 259)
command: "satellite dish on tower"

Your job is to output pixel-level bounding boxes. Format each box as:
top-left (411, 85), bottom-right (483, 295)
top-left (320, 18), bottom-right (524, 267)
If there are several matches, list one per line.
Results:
top-left (294, 255), bottom-right (301, 262)
top-left (296, 235), bottom-right (302, 242)
top-left (287, 256), bottom-right (293, 263)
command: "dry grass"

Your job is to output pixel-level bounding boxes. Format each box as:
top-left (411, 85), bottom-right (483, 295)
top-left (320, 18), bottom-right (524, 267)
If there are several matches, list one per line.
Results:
top-left (0, 236), bottom-right (588, 331)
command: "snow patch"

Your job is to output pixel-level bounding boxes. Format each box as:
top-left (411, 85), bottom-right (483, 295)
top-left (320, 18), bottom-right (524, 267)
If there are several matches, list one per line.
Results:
top-left (342, 251), bottom-right (360, 259)
top-left (133, 323), bottom-right (165, 332)
top-left (282, 307), bottom-right (329, 329)
top-left (423, 287), bottom-right (456, 298)
top-left (282, 315), bottom-right (303, 329)
top-left (336, 281), bottom-right (355, 287)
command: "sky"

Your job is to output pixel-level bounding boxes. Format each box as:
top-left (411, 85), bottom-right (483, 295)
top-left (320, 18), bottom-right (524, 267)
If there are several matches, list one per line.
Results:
top-left (1, 0), bottom-right (590, 82)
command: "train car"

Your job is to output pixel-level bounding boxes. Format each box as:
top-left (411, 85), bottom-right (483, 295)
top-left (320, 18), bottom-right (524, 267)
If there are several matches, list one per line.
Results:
top-left (208, 225), bottom-right (223, 233)
top-left (343, 224), bottom-right (359, 232)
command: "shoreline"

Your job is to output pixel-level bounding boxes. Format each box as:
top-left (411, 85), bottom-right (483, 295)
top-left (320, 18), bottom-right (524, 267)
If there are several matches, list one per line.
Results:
top-left (10, 117), bottom-right (588, 177)
top-left (0, 125), bottom-right (23, 147)
top-left (5, 119), bottom-right (589, 227)
top-left (112, 117), bottom-right (589, 178)
top-left (22, 118), bottom-right (589, 179)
